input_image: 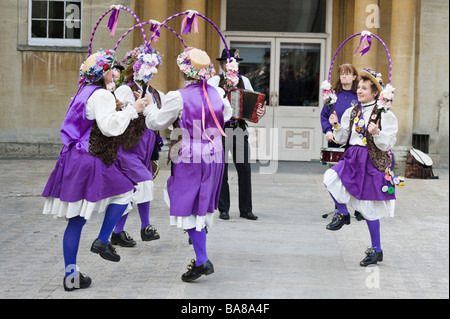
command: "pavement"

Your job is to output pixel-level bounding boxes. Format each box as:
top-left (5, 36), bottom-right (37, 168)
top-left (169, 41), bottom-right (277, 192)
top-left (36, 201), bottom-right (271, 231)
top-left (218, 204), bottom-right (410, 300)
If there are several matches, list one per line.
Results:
top-left (0, 157), bottom-right (448, 301)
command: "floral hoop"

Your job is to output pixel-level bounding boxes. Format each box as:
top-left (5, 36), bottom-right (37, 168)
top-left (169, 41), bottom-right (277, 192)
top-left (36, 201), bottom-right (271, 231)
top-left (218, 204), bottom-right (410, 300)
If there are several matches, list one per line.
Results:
top-left (147, 10), bottom-right (238, 88)
top-left (87, 5), bottom-right (150, 57)
top-left (323, 30), bottom-right (395, 112)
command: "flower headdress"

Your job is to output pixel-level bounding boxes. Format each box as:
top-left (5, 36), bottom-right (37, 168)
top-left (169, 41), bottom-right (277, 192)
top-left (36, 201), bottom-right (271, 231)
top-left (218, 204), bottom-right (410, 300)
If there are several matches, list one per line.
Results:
top-left (177, 47), bottom-right (215, 80)
top-left (360, 68), bottom-right (395, 112)
top-left (79, 49), bottom-right (116, 85)
top-left (132, 49), bottom-right (163, 86)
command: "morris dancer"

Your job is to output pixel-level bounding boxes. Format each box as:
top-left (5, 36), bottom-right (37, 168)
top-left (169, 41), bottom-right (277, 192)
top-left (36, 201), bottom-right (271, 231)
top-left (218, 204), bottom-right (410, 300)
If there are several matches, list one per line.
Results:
top-left (111, 46), bottom-right (163, 247)
top-left (323, 69), bottom-right (398, 266)
top-left (42, 49), bottom-right (149, 291)
top-left (320, 64), bottom-right (363, 226)
top-left (145, 47), bottom-right (232, 281)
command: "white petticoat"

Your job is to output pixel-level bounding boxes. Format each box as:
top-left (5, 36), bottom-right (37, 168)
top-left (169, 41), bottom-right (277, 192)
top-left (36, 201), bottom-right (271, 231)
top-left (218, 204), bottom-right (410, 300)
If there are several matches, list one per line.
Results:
top-left (42, 189), bottom-right (134, 223)
top-left (323, 168), bottom-right (395, 221)
top-left (131, 180), bottom-right (154, 204)
top-left (164, 183), bottom-right (214, 231)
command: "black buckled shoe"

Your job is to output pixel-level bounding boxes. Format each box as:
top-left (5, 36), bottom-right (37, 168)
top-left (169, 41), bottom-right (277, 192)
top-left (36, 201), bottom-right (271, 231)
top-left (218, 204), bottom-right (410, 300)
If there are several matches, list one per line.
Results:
top-left (360, 248), bottom-right (383, 266)
top-left (326, 212), bottom-right (350, 230)
top-left (141, 225), bottom-right (160, 241)
top-left (111, 231), bottom-right (136, 247)
top-left (181, 259), bottom-right (214, 282)
top-left (90, 238), bottom-right (121, 262)
top-left (63, 272), bottom-right (92, 291)
top-left (240, 212), bottom-right (258, 220)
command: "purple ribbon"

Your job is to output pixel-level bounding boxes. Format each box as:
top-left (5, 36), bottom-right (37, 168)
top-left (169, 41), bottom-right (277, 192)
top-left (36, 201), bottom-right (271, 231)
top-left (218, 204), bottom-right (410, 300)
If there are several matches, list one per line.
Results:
top-left (354, 34), bottom-right (372, 56)
top-left (149, 22), bottom-right (161, 41)
top-left (107, 9), bottom-right (120, 36)
top-left (181, 13), bottom-right (198, 35)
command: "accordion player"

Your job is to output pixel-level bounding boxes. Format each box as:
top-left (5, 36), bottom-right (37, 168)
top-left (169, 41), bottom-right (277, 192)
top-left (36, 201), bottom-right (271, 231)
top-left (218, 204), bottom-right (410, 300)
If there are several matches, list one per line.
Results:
top-left (227, 88), bottom-right (265, 123)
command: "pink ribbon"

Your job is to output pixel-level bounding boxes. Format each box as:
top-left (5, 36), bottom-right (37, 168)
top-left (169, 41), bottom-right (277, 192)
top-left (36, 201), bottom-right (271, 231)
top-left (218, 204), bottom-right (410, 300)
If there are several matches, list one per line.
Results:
top-left (201, 81), bottom-right (226, 145)
top-left (354, 34), bottom-right (372, 56)
top-left (181, 12), bottom-right (198, 35)
top-left (107, 9), bottom-right (120, 36)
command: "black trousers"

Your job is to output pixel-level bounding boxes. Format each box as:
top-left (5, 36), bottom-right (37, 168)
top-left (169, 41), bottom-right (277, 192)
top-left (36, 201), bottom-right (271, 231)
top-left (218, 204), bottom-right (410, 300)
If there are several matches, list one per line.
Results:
top-left (219, 122), bottom-right (252, 214)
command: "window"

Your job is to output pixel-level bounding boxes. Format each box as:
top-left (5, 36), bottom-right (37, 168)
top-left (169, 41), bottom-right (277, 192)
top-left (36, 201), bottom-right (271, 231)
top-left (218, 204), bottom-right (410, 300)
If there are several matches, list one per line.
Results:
top-left (226, 0), bottom-right (326, 33)
top-left (28, 0), bottom-right (82, 46)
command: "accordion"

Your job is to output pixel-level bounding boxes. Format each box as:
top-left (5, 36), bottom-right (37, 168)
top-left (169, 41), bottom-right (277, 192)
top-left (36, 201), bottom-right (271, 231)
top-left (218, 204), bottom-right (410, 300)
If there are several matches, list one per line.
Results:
top-left (227, 89), bottom-right (265, 123)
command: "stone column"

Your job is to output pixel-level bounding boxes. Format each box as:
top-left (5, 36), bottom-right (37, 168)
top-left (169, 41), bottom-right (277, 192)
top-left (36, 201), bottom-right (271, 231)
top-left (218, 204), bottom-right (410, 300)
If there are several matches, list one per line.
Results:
top-left (142, 0), bottom-right (169, 93)
top-left (390, 0), bottom-right (416, 173)
top-left (352, 0), bottom-right (379, 72)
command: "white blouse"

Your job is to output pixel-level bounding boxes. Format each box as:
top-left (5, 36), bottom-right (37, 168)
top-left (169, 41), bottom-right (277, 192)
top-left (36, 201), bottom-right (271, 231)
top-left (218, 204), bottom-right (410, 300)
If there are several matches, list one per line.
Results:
top-left (144, 84), bottom-right (232, 131)
top-left (85, 88), bottom-right (138, 137)
top-left (333, 101), bottom-right (398, 151)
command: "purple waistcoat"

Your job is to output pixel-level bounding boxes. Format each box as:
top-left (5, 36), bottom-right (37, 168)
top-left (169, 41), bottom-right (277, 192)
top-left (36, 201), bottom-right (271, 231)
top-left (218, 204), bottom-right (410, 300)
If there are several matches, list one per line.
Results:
top-left (167, 82), bottom-right (225, 217)
top-left (42, 85), bottom-right (135, 203)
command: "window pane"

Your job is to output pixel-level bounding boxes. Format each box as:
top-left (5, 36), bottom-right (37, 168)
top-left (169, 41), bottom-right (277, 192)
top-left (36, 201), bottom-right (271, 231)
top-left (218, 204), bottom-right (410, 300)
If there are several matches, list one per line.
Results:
top-left (230, 42), bottom-right (271, 102)
top-left (32, 1), bottom-right (47, 19)
top-left (31, 20), bottom-right (47, 38)
top-left (49, 20), bottom-right (64, 38)
top-left (227, 0), bottom-right (326, 33)
top-left (49, 1), bottom-right (65, 19)
top-left (65, 23), bottom-right (80, 39)
top-left (279, 43), bottom-right (321, 106)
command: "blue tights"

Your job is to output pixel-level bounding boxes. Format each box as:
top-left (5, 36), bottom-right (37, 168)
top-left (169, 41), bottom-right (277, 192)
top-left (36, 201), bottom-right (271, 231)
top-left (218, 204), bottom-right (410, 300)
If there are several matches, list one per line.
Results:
top-left (63, 203), bottom-right (128, 277)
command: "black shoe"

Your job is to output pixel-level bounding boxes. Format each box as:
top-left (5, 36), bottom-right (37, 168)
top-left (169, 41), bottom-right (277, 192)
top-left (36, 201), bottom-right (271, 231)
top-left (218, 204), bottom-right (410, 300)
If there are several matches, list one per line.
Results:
top-left (219, 211), bottom-right (230, 220)
top-left (360, 248), bottom-right (383, 266)
top-left (354, 211), bottom-right (365, 221)
top-left (326, 212), bottom-right (350, 230)
top-left (111, 231), bottom-right (136, 247)
top-left (63, 272), bottom-right (92, 291)
top-left (141, 225), bottom-right (160, 241)
top-left (181, 259), bottom-right (214, 282)
top-left (240, 212), bottom-right (258, 220)
top-left (90, 238), bottom-right (121, 262)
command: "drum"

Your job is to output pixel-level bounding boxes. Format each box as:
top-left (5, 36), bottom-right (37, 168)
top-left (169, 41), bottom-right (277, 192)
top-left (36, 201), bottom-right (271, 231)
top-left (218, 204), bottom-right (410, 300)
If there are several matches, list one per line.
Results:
top-left (320, 147), bottom-right (345, 165)
top-left (228, 88), bottom-right (265, 123)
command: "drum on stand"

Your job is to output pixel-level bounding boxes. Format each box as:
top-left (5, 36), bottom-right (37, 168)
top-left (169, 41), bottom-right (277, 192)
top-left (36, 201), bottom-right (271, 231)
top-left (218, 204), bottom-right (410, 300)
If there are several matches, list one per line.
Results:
top-left (320, 147), bottom-right (345, 165)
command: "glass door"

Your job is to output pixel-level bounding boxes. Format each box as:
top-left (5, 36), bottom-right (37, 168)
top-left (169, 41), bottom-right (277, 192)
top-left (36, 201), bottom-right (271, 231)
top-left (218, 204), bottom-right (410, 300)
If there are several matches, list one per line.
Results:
top-left (226, 37), bottom-right (325, 162)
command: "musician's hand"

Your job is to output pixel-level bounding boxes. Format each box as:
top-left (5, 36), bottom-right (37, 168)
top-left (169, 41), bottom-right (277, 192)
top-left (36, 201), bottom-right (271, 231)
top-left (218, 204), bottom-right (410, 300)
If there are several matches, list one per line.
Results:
top-left (329, 111), bottom-right (339, 127)
top-left (115, 99), bottom-right (125, 111)
top-left (325, 131), bottom-right (334, 142)
top-left (257, 101), bottom-right (266, 119)
top-left (368, 119), bottom-right (380, 135)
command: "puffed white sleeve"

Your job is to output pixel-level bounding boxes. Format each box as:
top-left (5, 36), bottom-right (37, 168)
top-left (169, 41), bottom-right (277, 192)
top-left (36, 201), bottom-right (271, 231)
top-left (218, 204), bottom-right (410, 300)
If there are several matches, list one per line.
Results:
top-left (214, 86), bottom-right (232, 122)
top-left (373, 111), bottom-right (398, 151)
top-left (207, 75), bottom-right (221, 87)
top-left (332, 107), bottom-right (351, 144)
top-left (114, 85), bottom-right (135, 106)
top-left (145, 90), bottom-right (183, 131)
top-left (85, 89), bottom-right (138, 137)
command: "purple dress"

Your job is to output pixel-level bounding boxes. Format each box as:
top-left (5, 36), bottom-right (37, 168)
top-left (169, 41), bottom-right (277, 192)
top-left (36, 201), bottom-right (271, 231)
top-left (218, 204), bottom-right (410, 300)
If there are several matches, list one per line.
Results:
top-left (42, 85), bottom-right (135, 220)
top-left (166, 83), bottom-right (225, 219)
top-left (115, 128), bottom-right (156, 203)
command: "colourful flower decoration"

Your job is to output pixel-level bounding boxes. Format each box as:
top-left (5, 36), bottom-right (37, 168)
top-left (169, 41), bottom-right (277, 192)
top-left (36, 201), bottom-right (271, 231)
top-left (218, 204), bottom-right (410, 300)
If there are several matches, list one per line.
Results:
top-left (224, 57), bottom-right (239, 89)
top-left (177, 47), bottom-right (216, 80)
top-left (321, 80), bottom-right (337, 110)
top-left (133, 51), bottom-right (162, 86)
top-left (79, 49), bottom-right (116, 85)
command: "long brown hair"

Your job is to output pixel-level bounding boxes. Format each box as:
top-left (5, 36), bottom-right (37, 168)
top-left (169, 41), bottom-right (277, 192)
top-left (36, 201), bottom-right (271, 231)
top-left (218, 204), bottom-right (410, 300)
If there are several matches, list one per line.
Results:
top-left (334, 64), bottom-right (358, 93)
